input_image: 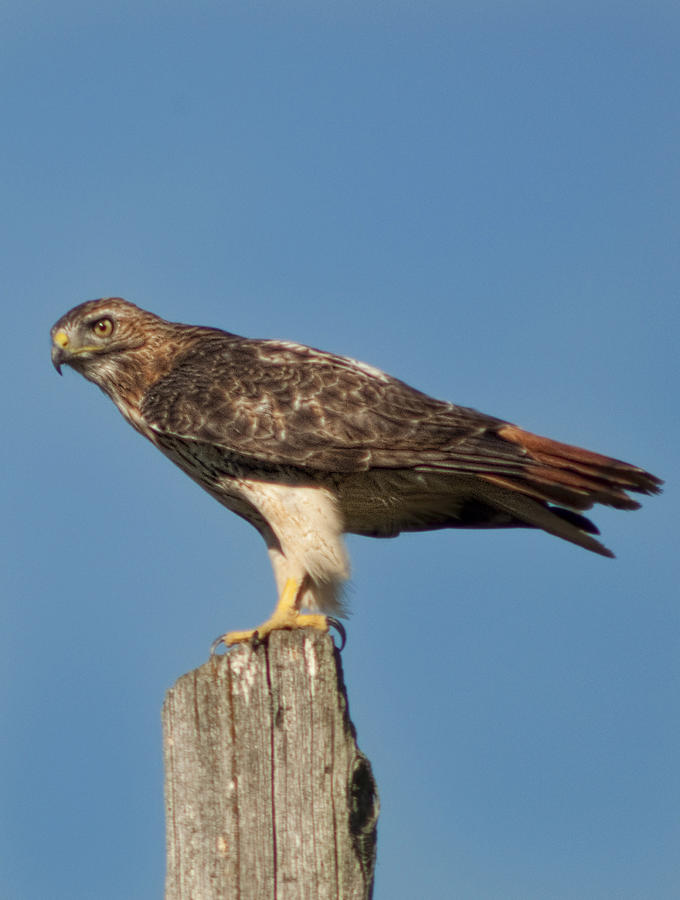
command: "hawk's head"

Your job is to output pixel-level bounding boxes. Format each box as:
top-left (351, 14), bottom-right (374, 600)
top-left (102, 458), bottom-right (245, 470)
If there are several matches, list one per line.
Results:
top-left (50, 297), bottom-right (149, 377)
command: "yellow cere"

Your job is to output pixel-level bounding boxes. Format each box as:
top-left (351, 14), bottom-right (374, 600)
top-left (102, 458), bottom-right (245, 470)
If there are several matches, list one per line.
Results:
top-left (53, 330), bottom-right (69, 348)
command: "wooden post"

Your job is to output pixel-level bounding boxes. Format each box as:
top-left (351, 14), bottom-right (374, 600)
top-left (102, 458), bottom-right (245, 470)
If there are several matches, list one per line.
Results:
top-left (162, 629), bottom-right (379, 900)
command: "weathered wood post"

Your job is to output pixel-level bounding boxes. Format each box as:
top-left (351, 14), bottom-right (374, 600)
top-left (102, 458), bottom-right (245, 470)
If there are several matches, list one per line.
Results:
top-left (162, 628), bottom-right (379, 900)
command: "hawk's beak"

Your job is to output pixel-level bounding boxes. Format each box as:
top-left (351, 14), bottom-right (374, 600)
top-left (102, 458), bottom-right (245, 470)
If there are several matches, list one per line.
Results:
top-left (51, 330), bottom-right (70, 375)
top-left (51, 346), bottom-right (65, 374)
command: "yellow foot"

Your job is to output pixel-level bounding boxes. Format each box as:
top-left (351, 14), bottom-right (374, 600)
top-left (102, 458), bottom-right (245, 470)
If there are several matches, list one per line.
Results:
top-left (221, 577), bottom-right (329, 648)
top-left (223, 612), bottom-right (328, 647)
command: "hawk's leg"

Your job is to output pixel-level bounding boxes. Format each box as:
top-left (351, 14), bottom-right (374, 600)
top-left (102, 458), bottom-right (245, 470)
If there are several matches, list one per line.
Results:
top-left (224, 576), bottom-right (329, 647)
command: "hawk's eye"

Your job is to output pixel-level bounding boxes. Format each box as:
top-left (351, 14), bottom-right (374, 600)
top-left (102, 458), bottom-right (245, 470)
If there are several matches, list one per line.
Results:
top-left (92, 317), bottom-right (114, 338)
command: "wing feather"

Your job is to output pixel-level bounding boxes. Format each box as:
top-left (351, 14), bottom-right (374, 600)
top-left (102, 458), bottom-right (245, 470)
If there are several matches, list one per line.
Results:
top-left (140, 334), bottom-right (661, 515)
top-left (140, 335), bottom-right (516, 472)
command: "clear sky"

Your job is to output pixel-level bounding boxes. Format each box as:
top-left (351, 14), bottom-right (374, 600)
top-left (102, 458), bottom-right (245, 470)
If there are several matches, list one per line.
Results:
top-left (2, 2), bottom-right (678, 898)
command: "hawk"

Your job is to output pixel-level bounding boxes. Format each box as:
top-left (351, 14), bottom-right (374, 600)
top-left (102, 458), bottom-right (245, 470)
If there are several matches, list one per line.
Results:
top-left (51, 298), bottom-right (662, 646)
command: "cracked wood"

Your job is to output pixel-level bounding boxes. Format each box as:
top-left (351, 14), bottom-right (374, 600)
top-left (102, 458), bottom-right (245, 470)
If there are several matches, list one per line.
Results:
top-left (163, 629), bottom-right (378, 900)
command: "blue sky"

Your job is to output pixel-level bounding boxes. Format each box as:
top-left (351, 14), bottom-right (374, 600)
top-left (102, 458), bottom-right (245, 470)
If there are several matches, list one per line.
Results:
top-left (2, 2), bottom-right (678, 897)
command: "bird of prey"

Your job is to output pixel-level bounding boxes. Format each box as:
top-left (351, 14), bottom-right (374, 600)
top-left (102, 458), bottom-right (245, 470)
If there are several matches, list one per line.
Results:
top-left (51, 298), bottom-right (661, 647)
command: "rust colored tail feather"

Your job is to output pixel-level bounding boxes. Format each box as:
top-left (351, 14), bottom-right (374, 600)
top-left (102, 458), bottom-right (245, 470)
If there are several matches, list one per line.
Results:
top-left (479, 425), bottom-right (662, 558)
top-left (493, 425), bottom-right (662, 508)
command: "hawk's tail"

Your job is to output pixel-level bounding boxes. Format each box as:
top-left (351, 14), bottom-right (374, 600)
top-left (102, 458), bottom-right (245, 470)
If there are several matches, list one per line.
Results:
top-left (479, 425), bottom-right (662, 558)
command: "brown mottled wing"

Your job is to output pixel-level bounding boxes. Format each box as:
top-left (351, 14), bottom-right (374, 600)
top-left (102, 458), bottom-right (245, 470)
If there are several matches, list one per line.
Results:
top-left (140, 335), bottom-right (513, 472)
top-left (139, 333), bottom-right (661, 515)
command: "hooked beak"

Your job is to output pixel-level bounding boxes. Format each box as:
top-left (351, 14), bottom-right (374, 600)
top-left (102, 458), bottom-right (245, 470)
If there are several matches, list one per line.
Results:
top-left (51, 330), bottom-right (70, 374)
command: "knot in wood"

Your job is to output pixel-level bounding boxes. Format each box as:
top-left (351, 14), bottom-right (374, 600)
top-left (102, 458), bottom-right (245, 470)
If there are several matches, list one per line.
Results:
top-left (348, 751), bottom-right (379, 885)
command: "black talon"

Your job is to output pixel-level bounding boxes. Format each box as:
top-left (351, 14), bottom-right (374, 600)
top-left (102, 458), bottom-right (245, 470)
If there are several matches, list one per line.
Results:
top-left (210, 635), bottom-right (228, 656)
top-left (327, 617), bottom-right (347, 651)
